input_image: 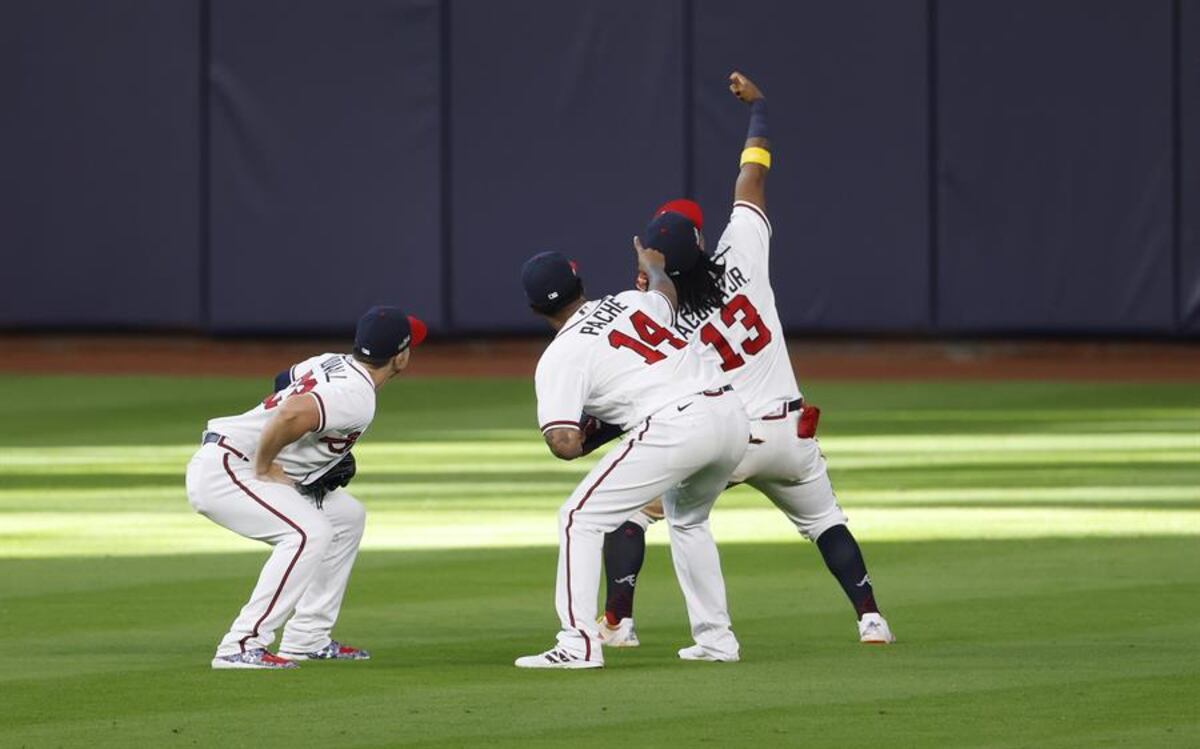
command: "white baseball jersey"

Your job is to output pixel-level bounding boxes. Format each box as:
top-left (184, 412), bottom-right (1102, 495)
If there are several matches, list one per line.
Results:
top-left (535, 290), bottom-right (726, 432)
top-left (205, 353), bottom-right (376, 485)
top-left (671, 201), bottom-right (802, 417)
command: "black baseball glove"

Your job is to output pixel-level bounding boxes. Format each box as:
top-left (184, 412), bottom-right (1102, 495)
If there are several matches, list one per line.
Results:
top-left (580, 413), bottom-right (624, 455)
top-left (297, 452), bottom-right (357, 508)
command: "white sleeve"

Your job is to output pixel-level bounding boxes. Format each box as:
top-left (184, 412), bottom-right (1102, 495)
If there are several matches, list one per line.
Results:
top-left (717, 202), bottom-right (772, 265)
top-left (534, 348), bottom-right (589, 433)
top-left (308, 383), bottom-right (371, 433)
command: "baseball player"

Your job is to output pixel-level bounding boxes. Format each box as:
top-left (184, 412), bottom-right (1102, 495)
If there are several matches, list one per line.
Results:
top-left (185, 306), bottom-right (426, 669)
top-left (597, 71), bottom-right (895, 650)
top-left (514, 240), bottom-right (750, 669)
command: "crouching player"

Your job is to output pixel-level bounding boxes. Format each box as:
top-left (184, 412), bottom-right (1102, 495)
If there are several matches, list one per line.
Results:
top-left (185, 306), bottom-right (425, 669)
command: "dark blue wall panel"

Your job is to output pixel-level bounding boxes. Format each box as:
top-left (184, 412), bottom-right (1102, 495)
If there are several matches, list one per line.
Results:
top-left (2, 1), bottom-right (1194, 336)
top-left (0, 0), bottom-right (200, 327)
top-left (692, 0), bottom-right (930, 331)
top-left (449, 0), bottom-right (685, 331)
top-left (207, 0), bottom-right (441, 333)
top-left (1182, 0), bottom-right (1200, 334)
top-left (937, 0), bottom-right (1174, 333)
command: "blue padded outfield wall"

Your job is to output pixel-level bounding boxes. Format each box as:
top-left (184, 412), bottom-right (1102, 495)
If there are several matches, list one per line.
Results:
top-left (3, 0), bottom-right (1198, 336)
top-left (1, 0), bottom-right (201, 327)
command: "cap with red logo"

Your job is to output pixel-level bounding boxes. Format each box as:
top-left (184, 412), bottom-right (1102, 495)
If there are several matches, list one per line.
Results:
top-left (639, 210), bottom-right (705, 277)
top-left (522, 251), bottom-right (583, 313)
top-left (654, 198), bottom-right (704, 230)
top-left (354, 305), bottom-right (426, 360)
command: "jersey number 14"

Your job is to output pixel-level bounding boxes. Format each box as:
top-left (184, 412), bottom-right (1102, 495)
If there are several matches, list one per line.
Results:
top-left (608, 311), bottom-right (687, 364)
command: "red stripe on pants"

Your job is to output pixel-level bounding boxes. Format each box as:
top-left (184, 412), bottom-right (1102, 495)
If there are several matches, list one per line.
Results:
top-left (221, 453), bottom-right (308, 653)
top-left (563, 419), bottom-right (652, 661)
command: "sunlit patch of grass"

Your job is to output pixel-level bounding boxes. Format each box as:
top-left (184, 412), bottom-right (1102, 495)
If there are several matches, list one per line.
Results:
top-left (1, 429), bottom-right (1197, 556)
top-left (3, 503), bottom-right (1199, 559)
top-left (0, 378), bottom-right (1196, 559)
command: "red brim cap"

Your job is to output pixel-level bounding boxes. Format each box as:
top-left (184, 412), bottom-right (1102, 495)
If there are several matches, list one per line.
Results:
top-left (654, 198), bottom-right (704, 230)
top-left (407, 315), bottom-right (427, 347)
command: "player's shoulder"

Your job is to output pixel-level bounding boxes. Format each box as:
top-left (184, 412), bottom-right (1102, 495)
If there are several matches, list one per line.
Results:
top-left (731, 201), bottom-right (771, 236)
top-left (537, 329), bottom-right (580, 368)
top-left (618, 288), bottom-right (675, 326)
top-left (311, 353), bottom-right (376, 394)
top-left (715, 201), bottom-right (771, 265)
top-left (613, 289), bottom-right (655, 313)
top-left (287, 354), bottom-right (322, 381)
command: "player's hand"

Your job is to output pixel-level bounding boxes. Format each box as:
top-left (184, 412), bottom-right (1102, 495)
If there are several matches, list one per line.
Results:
top-left (729, 71), bottom-right (763, 103)
top-left (257, 462), bottom-right (295, 488)
top-left (633, 236), bottom-right (666, 275)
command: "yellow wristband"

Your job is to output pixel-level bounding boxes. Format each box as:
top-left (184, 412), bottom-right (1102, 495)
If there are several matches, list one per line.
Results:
top-left (740, 147), bottom-right (771, 169)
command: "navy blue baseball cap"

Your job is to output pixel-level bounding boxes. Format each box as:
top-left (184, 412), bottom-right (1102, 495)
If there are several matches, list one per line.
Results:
top-left (522, 251), bottom-right (583, 313)
top-left (639, 211), bottom-right (703, 276)
top-left (354, 305), bottom-right (426, 360)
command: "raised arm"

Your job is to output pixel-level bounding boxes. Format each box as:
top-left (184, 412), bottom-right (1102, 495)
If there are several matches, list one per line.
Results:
top-left (632, 237), bottom-right (677, 311)
top-left (730, 71), bottom-right (769, 212)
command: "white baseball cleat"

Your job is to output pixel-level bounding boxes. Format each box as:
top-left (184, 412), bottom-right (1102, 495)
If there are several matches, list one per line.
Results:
top-left (596, 616), bottom-right (640, 648)
top-left (211, 648), bottom-right (299, 670)
top-left (677, 644), bottom-right (740, 663)
top-left (858, 613), bottom-right (896, 644)
top-left (514, 647), bottom-right (604, 670)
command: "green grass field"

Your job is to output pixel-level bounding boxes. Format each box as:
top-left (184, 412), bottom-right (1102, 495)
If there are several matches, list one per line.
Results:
top-left (2, 373), bottom-right (1198, 747)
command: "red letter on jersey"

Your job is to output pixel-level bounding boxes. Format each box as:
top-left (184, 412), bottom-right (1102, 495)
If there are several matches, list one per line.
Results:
top-left (608, 310), bottom-right (688, 365)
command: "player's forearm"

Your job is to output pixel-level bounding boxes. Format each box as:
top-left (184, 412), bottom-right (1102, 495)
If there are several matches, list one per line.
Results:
top-left (254, 412), bottom-right (308, 477)
top-left (254, 422), bottom-right (293, 477)
top-left (643, 266), bottom-right (678, 310)
top-left (254, 393), bottom-right (322, 477)
top-left (734, 100), bottom-right (769, 209)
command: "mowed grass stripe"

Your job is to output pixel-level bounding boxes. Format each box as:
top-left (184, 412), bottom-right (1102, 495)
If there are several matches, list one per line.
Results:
top-left (1, 376), bottom-right (1198, 746)
top-left (2, 506), bottom-right (1198, 558)
top-left (2, 429), bottom-right (1196, 463)
top-left (0, 538), bottom-right (1196, 747)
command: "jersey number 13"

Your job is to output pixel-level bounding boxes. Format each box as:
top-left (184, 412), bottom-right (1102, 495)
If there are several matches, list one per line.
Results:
top-left (698, 294), bottom-right (772, 371)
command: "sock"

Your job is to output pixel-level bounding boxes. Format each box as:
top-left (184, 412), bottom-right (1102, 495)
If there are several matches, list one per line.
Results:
top-left (816, 524), bottom-right (879, 619)
top-left (603, 521), bottom-right (647, 622)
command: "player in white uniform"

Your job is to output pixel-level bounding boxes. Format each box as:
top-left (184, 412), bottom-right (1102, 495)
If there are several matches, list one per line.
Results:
top-left (513, 241), bottom-right (750, 669)
top-left (185, 306), bottom-right (426, 669)
top-left (597, 72), bottom-right (895, 649)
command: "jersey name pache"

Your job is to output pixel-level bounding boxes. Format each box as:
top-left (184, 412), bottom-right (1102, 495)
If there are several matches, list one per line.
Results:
top-left (206, 353), bottom-right (376, 485)
top-left (535, 290), bottom-right (726, 433)
top-left (669, 201), bottom-right (801, 418)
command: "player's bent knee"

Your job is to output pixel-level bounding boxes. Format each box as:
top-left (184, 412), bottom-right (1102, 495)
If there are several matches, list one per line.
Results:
top-left (302, 517), bottom-right (335, 553)
top-left (667, 517), bottom-right (711, 534)
top-left (335, 493), bottom-right (367, 532)
top-left (803, 516), bottom-right (848, 543)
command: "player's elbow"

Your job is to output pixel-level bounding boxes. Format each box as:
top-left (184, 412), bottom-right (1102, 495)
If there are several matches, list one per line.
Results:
top-left (549, 443), bottom-right (583, 461)
top-left (545, 430), bottom-right (584, 461)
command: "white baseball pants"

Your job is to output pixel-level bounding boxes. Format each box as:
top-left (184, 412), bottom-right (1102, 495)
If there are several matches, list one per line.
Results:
top-left (554, 391), bottom-right (749, 663)
top-left (730, 409), bottom-right (848, 541)
top-left (184, 441), bottom-right (366, 657)
top-left (629, 408), bottom-right (848, 541)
